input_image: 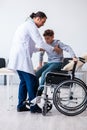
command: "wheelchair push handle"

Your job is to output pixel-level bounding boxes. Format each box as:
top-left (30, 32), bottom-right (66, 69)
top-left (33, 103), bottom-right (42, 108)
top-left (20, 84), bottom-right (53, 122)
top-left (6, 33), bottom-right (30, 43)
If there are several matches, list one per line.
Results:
top-left (72, 57), bottom-right (85, 76)
top-left (79, 57), bottom-right (85, 63)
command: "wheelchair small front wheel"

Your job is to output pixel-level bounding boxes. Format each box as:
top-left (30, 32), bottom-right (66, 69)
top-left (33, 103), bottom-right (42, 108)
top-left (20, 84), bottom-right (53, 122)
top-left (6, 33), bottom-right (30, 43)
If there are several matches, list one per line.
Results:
top-left (42, 103), bottom-right (48, 116)
top-left (42, 101), bottom-right (53, 116)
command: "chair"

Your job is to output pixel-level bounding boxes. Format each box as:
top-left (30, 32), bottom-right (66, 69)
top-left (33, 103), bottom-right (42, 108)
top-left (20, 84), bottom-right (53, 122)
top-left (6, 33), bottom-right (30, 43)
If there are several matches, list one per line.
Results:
top-left (0, 58), bottom-right (7, 85)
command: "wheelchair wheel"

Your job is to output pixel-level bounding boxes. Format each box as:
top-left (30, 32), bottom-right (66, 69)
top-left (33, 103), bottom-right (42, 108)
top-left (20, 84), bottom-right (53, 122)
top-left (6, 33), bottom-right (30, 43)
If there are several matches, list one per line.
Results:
top-left (74, 77), bottom-right (87, 87)
top-left (53, 79), bottom-right (87, 116)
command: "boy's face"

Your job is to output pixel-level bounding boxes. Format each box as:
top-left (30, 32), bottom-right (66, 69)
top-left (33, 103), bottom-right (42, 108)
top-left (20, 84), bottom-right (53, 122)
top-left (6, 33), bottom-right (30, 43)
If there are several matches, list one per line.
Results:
top-left (44, 35), bottom-right (54, 44)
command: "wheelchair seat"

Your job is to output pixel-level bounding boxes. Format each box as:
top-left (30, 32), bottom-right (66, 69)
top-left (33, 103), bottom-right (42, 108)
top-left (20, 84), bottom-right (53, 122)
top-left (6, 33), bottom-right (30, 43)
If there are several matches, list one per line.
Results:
top-left (46, 70), bottom-right (72, 85)
top-left (45, 58), bottom-right (73, 85)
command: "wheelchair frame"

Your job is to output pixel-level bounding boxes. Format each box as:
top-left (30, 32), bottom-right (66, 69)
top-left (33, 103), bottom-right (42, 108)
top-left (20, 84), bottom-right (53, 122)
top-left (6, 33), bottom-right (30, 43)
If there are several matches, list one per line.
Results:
top-left (41, 57), bottom-right (87, 116)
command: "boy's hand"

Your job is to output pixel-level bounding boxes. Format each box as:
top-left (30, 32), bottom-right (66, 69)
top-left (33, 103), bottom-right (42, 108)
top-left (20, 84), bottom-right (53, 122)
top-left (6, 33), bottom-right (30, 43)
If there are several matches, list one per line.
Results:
top-left (72, 57), bottom-right (78, 62)
top-left (36, 62), bottom-right (43, 71)
top-left (54, 45), bottom-right (62, 54)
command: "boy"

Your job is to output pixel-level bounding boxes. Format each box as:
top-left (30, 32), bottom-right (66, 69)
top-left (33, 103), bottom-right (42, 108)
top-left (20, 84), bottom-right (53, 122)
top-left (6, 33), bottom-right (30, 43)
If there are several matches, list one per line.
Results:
top-left (36, 29), bottom-right (77, 90)
top-left (30, 29), bottom-right (77, 111)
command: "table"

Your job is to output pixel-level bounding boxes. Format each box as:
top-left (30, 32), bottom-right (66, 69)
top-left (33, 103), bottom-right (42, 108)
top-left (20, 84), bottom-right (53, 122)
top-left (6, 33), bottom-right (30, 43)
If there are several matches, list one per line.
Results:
top-left (0, 68), bottom-right (16, 110)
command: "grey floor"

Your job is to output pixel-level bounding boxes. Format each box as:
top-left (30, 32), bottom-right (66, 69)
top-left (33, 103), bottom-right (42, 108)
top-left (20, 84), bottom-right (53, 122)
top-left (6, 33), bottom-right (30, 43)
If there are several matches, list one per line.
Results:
top-left (0, 85), bottom-right (87, 130)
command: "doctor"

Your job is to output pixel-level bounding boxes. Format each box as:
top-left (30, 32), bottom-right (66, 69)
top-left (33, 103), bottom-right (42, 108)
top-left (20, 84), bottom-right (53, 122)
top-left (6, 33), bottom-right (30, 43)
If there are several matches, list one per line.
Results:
top-left (8, 11), bottom-right (59, 113)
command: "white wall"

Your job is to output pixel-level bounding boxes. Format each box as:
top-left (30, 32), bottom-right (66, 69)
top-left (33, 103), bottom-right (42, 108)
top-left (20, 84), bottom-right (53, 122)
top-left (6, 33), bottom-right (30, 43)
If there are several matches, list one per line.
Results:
top-left (0, 0), bottom-right (87, 67)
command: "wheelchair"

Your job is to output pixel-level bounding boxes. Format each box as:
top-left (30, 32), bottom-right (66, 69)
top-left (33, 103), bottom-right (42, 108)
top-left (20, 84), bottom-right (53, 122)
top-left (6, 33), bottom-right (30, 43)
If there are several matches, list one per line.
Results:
top-left (41, 57), bottom-right (87, 116)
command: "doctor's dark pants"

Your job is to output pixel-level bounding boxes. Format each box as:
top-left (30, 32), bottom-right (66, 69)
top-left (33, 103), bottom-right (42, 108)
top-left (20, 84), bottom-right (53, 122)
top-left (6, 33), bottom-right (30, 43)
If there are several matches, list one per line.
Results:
top-left (17, 70), bottom-right (39, 109)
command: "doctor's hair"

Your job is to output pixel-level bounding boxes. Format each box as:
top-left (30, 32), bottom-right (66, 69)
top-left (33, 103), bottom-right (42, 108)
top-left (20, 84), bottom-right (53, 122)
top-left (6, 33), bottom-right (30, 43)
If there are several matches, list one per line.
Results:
top-left (30, 11), bottom-right (47, 19)
top-left (43, 29), bottom-right (54, 37)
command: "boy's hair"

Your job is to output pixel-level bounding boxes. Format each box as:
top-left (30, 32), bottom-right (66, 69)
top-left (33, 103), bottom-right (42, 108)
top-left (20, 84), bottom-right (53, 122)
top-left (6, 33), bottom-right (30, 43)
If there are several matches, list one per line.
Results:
top-left (43, 29), bottom-right (54, 37)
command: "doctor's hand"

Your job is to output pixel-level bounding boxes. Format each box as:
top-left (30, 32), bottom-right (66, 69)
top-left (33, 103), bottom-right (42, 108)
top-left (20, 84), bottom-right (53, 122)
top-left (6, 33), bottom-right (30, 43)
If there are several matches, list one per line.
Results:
top-left (39, 48), bottom-right (45, 51)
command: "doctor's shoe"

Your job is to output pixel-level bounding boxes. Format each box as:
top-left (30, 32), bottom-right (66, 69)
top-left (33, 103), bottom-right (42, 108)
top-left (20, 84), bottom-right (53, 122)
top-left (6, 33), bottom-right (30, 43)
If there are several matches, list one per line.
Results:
top-left (30, 104), bottom-right (42, 113)
top-left (17, 106), bottom-right (30, 112)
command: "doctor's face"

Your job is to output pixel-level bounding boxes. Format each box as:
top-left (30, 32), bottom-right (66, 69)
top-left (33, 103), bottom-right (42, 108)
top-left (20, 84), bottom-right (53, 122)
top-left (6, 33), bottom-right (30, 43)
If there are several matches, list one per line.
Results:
top-left (34, 17), bottom-right (47, 28)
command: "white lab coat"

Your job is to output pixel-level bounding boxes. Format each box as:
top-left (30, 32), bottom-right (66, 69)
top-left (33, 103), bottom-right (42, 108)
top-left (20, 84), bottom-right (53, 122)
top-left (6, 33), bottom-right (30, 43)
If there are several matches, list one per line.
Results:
top-left (8, 18), bottom-right (54, 75)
